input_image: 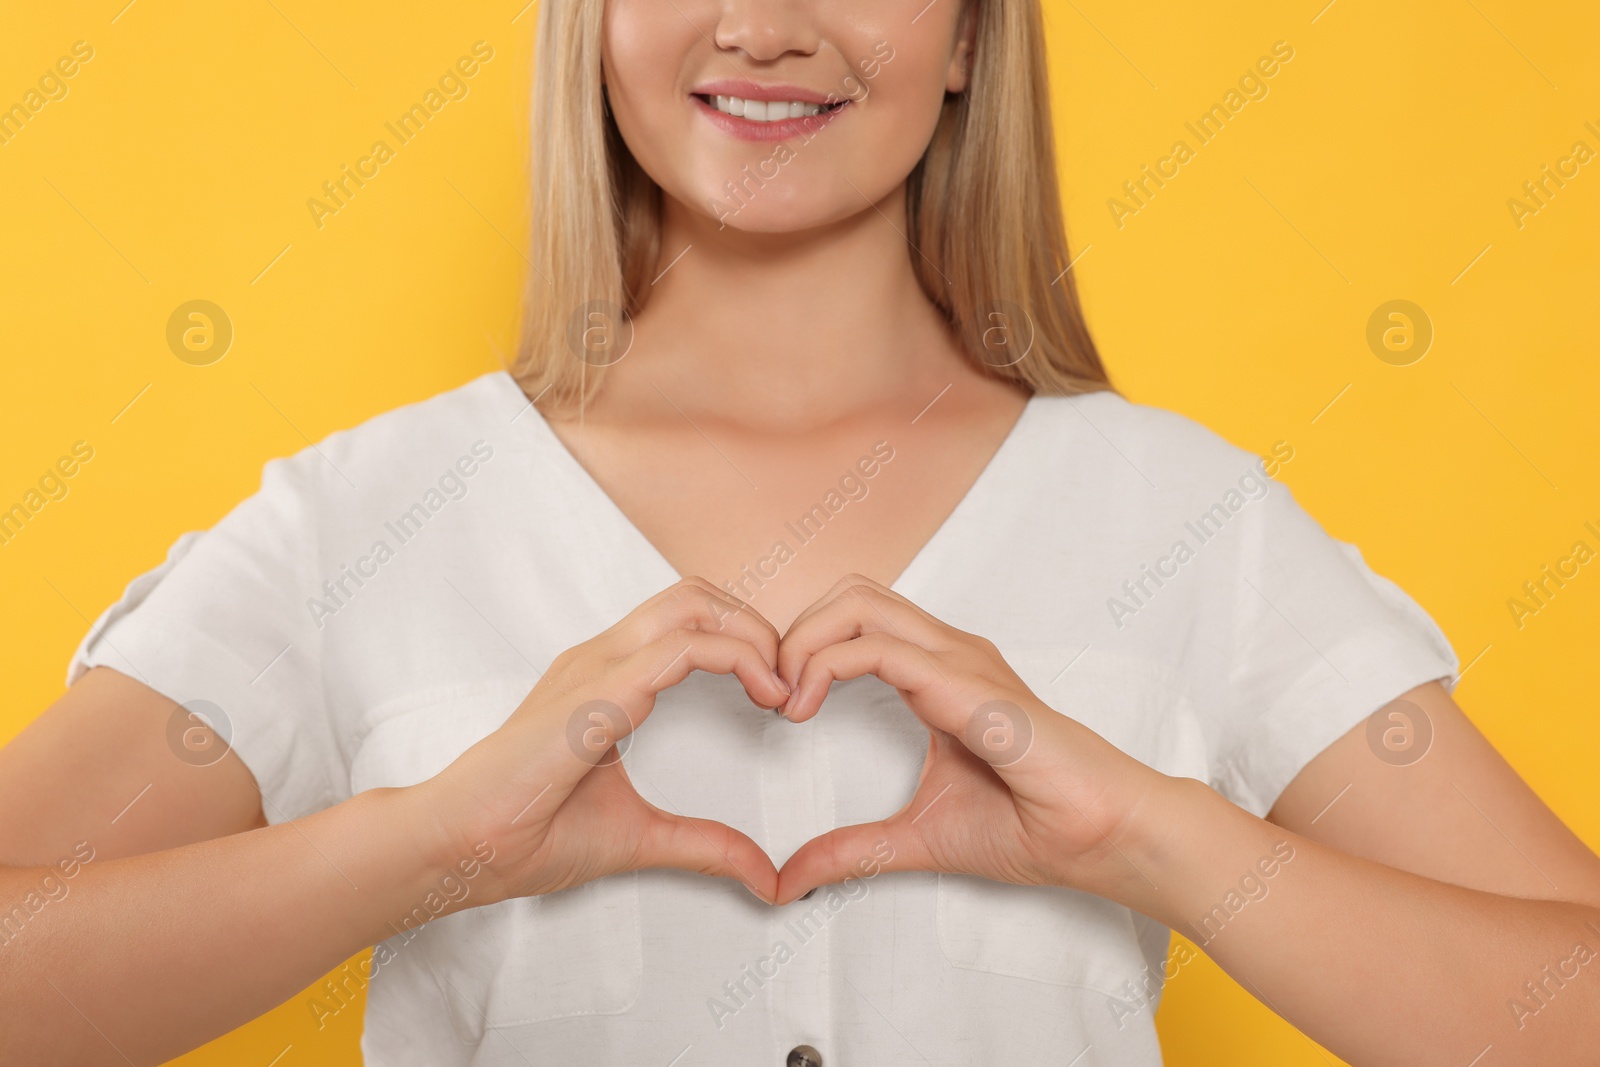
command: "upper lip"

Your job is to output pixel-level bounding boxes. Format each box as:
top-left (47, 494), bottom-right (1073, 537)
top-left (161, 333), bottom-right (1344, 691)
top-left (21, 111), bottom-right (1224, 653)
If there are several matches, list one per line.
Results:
top-left (691, 79), bottom-right (841, 106)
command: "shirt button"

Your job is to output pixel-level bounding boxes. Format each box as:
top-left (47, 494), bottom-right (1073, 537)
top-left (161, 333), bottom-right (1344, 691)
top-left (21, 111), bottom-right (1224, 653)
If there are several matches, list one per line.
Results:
top-left (787, 1045), bottom-right (823, 1067)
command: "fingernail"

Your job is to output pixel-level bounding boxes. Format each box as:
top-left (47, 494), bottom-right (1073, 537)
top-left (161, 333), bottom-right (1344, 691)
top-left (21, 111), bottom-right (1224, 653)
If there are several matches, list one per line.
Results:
top-left (771, 671), bottom-right (791, 695)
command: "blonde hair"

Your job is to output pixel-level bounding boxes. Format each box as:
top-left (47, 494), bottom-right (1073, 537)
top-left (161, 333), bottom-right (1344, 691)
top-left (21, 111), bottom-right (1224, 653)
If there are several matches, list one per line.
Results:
top-left (511, 0), bottom-right (1114, 412)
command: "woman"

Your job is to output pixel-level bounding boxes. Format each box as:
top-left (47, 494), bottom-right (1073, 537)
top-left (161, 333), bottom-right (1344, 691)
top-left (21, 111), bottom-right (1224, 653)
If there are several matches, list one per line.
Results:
top-left (3, 0), bottom-right (1597, 1064)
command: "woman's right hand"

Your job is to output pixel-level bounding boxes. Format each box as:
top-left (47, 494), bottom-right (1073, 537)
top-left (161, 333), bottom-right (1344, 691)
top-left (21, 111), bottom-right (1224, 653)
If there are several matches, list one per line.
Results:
top-left (414, 578), bottom-right (792, 905)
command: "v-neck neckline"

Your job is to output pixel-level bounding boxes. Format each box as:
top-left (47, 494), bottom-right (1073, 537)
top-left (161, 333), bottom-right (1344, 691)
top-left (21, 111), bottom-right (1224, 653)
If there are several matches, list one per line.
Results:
top-left (503, 372), bottom-right (1041, 604)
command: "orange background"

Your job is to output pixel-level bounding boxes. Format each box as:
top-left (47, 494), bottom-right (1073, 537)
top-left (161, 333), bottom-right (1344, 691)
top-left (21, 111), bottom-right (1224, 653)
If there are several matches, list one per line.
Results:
top-left (1, 1), bottom-right (1595, 1063)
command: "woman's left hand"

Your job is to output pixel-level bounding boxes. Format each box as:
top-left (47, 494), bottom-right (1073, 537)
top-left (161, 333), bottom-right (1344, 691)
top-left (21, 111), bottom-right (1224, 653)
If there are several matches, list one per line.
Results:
top-left (772, 574), bottom-right (1175, 907)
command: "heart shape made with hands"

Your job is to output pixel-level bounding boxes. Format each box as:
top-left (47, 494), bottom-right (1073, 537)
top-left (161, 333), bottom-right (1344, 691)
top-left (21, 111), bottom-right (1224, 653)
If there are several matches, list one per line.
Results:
top-left (564, 576), bottom-right (1117, 909)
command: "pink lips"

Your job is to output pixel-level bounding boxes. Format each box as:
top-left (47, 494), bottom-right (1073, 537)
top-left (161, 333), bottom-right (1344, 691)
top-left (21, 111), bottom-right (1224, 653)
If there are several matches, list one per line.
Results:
top-left (689, 79), bottom-right (850, 143)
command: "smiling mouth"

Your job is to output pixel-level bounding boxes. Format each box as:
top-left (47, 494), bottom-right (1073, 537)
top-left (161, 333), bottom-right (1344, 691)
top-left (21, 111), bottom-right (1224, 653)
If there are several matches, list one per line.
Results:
top-left (692, 93), bottom-right (849, 123)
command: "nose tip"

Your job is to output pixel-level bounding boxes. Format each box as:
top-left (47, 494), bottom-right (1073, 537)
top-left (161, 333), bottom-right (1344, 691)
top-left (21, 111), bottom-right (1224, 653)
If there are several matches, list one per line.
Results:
top-left (712, 4), bottom-right (821, 63)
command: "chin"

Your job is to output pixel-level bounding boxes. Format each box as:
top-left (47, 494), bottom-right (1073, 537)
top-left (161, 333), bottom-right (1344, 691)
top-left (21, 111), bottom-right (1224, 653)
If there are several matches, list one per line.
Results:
top-left (697, 184), bottom-right (870, 236)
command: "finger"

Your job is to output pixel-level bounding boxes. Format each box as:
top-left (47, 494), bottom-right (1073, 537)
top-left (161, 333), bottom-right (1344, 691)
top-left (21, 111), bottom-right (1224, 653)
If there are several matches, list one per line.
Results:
top-left (774, 817), bottom-right (933, 906)
top-left (789, 633), bottom-right (1050, 777)
top-left (554, 630), bottom-right (792, 784)
top-left (784, 631), bottom-right (983, 737)
top-left (635, 808), bottom-right (780, 902)
top-left (780, 572), bottom-right (921, 642)
top-left (615, 628), bottom-right (791, 716)
top-left (776, 574), bottom-right (950, 691)
top-left (779, 571), bottom-right (878, 639)
top-left (632, 578), bottom-right (782, 672)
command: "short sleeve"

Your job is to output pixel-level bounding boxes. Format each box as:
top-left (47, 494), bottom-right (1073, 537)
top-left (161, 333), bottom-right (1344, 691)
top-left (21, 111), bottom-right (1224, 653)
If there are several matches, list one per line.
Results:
top-left (1209, 469), bottom-right (1460, 817)
top-left (66, 449), bottom-right (343, 824)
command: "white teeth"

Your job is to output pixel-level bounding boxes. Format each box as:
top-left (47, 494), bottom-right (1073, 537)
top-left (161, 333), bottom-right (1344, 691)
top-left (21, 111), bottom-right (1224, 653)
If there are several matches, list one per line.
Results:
top-left (707, 94), bottom-right (830, 122)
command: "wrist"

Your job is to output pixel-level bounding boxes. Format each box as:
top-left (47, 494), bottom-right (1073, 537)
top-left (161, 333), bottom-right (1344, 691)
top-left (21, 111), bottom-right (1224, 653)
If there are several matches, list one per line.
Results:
top-left (377, 783), bottom-right (507, 917)
top-left (1086, 774), bottom-right (1279, 927)
top-left (1113, 775), bottom-right (1217, 913)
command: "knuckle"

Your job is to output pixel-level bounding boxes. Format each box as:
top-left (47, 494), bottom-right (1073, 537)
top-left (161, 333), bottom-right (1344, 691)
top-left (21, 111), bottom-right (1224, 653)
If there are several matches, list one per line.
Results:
top-left (827, 578), bottom-right (873, 607)
top-left (694, 588), bottom-right (732, 616)
top-left (671, 582), bottom-right (739, 625)
top-left (823, 573), bottom-right (856, 595)
top-left (658, 625), bottom-right (697, 648)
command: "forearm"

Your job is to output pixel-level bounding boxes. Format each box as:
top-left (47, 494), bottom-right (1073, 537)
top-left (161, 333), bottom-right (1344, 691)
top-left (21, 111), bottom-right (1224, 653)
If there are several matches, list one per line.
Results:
top-left (1112, 777), bottom-right (1600, 1066)
top-left (0, 785), bottom-right (465, 1067)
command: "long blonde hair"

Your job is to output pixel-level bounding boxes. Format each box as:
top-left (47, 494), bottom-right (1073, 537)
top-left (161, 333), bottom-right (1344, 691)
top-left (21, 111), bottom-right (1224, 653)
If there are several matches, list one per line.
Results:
top-left (511, 0), bottom-right (1114, 412)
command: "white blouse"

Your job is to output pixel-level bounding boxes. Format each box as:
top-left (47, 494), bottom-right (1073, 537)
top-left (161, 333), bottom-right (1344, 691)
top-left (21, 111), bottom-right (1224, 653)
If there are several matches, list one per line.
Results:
top-left (68, 370), bottom-right (1459, 1066)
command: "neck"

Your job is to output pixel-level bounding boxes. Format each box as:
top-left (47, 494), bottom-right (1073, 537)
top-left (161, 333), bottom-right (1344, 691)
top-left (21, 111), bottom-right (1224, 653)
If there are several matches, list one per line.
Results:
top-left (587, 183), bottom-right (976, 431)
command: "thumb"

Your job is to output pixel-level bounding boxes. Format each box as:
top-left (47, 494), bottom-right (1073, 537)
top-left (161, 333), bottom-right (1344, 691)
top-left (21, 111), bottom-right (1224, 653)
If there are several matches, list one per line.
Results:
top-left (775, 819), bottom-right (928, 906)
top-left (634, 810), bottom-right (780, 904)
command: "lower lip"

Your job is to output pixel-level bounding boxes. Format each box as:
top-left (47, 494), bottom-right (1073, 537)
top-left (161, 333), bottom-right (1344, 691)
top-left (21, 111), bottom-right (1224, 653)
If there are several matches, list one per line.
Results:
top-left (691, 95), bottom-right (848, 142)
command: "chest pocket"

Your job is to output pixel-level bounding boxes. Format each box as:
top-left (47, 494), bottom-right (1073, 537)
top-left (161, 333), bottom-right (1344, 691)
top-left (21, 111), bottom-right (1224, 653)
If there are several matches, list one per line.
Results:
top-left (934, 646), bottom-right (1206, 998)
top-left (349, 678), bottom-right (644, 1040)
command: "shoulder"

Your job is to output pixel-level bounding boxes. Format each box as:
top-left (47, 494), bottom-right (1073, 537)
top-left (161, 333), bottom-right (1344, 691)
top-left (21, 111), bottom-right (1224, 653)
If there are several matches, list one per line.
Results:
top-left (1027, 389), bottom-right (1275, 497)
top-left (311, 371), bottom-right (524, 477)
top-left (254, 371), bottom-right (527, 506)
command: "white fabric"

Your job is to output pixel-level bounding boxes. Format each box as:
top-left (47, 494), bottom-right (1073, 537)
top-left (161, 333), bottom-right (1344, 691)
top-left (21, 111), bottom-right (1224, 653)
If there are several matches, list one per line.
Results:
top-left (67, 370), bottom-right (1459, 1066)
